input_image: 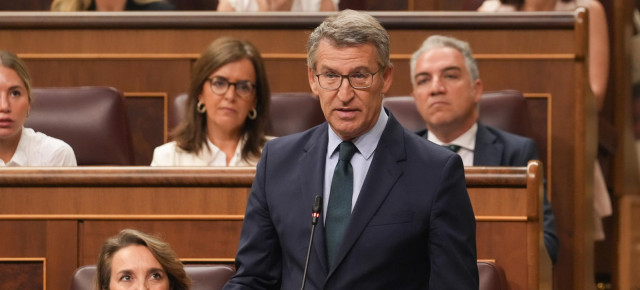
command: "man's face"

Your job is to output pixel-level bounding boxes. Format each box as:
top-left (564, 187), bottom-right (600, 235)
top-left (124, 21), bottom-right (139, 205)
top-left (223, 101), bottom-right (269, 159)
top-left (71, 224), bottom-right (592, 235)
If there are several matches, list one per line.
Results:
top-left (411, 46), bottom-right (482, 133)
top-left (308, 40), bottom-right (393, 141)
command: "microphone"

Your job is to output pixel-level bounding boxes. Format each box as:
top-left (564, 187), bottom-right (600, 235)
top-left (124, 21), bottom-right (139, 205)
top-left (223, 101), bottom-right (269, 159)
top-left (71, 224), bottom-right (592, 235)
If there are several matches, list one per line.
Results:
top-left (301, 195), bottom-right (322, 290)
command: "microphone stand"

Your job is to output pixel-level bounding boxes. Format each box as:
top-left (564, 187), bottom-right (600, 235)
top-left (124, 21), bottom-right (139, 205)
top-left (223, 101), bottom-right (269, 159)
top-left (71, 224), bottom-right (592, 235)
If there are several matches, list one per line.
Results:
top-left (301, 195), bottom-right (322, 290)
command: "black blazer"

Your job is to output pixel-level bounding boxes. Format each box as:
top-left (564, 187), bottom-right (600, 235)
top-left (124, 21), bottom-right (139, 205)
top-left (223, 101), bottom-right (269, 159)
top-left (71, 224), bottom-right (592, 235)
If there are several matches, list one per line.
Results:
top-left (225, 114), bottom-right (478, 289)
top-left (418, 122), bottom-right (559, 264)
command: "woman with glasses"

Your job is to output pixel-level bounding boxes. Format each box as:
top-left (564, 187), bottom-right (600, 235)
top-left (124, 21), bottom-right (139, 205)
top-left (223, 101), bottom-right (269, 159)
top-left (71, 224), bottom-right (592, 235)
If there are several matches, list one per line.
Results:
top-left (151, 37), bottom-right (270, 166)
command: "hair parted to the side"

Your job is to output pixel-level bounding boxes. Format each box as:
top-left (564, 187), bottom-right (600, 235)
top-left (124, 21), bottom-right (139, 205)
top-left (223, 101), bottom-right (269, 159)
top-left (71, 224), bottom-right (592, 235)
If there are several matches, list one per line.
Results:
top-left (0, 50), bottom-right (32, 103)
top-left (409, 35), bottom-right (479, 86)
top-left (95, 229), bottom-right (191, 290)
top-left (171, 37), bottom-right (270, 163)
top-left (307, 9), bottom-right (391, 72)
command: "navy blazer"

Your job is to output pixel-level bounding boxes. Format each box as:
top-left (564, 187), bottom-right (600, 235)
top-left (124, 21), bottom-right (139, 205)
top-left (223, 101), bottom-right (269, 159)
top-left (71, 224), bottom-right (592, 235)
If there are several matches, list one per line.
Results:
top-left (225, 114), bottom-right (478, 290)
top-left (418, 122), bottom-right (559, 264)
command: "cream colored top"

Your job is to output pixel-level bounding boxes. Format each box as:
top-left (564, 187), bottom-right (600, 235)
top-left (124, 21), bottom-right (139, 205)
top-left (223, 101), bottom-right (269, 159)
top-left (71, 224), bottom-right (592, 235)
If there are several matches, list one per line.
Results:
top-left (478, 0), bottom-right (585, 12)
top-left (150, 135), bottom-right (267, 166)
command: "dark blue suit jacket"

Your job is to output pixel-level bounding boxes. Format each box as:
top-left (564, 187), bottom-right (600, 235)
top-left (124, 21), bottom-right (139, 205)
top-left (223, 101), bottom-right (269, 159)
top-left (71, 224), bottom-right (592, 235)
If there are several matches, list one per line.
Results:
top-left (225, 114), bottom-right (478, 290)
top-left (418, 122), bottom-right (559, 264)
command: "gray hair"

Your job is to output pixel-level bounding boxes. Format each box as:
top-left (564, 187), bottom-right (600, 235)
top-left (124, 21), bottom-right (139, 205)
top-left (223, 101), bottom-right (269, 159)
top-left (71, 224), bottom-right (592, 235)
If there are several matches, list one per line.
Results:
top-left (307, 9), bottom-right (391, 71)
top-left (410, 35), bottom-right (479, 85)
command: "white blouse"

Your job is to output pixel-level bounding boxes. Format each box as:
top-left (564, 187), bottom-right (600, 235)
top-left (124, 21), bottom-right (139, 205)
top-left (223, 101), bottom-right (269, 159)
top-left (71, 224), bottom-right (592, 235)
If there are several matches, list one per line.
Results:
top-left (0, 127), bottom-right (77, 167)
top-left (150, 136), bottom-right (260, 167)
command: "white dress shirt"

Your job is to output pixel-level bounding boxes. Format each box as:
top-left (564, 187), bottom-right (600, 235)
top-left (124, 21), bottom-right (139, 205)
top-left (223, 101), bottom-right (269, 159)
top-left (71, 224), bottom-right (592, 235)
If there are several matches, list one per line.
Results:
top-left (427, 123), bottom-right (477, 166)
top-left (323, 107), bottom-right (388, 220)
top-left (0, 127), bottom-right (77, 167)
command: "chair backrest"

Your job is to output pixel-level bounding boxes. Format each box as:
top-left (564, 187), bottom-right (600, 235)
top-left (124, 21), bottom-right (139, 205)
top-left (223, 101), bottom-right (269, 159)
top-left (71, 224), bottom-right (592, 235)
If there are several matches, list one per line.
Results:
top-left (382, 90), bottom-right (532, 138)
top-left (25, 87), bottom-right (135, 165)
top-left (169, 92), bottom-right (325, 137)
top-left (70, 264), bottom-right (235, 290)
top-left (381, 95), bottom-right (425, 132)
top-left (168, 93), bottom-right (189, 131)
top-left (477, 261), bottom-right (508, 290)
top-left (265, 92), bottom-right (325, 137)
top-left (477, 90), bottom-right (532, 138)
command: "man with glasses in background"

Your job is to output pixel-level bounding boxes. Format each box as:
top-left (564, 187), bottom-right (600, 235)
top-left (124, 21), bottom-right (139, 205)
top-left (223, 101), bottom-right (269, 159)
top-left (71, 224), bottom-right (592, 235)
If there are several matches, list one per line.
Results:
top-left (224, 10), bottom-right (478, 289)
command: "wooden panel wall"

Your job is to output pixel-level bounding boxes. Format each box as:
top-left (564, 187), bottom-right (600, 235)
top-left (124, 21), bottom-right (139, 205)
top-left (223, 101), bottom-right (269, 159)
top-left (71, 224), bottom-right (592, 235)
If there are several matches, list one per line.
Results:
top-left (0, 165), bottom-right (548, 290)
top-left (0, 11), bottom-right (594, 289)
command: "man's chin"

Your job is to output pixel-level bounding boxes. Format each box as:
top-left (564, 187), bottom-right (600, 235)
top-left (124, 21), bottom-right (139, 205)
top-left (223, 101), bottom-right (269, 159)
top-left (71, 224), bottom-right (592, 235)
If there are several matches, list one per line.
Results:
top-left (330, 122), bottom-right (363, 140)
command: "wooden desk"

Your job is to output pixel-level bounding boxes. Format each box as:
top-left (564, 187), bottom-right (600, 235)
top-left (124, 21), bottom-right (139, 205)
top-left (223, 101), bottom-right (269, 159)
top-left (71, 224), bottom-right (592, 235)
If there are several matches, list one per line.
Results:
top-left (0, 11), bottom-right (595, 289)
top-left (0, 164), bottom-right (548, 289)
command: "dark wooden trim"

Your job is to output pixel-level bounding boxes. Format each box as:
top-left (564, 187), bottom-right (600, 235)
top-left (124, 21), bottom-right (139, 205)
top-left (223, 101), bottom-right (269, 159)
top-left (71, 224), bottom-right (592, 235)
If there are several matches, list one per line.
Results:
top-left (0, 166), bottom-right (529, 187)
top-left (0, 167), bottom-right (255, 187)
top-left (0, 11), bottom-right (577, 29)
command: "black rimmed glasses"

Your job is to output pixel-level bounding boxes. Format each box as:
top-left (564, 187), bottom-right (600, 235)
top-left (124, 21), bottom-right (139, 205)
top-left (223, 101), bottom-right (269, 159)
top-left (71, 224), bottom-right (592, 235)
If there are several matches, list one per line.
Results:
top-left (207, 77), bottom-right (256, 100)
top-left (314, 69), bottom-right (382, 90)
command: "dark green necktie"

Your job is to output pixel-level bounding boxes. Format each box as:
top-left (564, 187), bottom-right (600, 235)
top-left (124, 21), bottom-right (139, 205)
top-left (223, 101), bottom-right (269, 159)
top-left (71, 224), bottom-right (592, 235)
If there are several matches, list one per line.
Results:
top-left (443, 144), bottom-right (461, 153)
top-left (325, 141), bottom-right (358, 269)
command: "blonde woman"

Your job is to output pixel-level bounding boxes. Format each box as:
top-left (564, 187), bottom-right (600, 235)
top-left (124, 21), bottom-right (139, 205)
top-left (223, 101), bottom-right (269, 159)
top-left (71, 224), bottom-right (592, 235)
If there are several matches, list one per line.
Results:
top-left (0, 51), bottom-right (76, 167)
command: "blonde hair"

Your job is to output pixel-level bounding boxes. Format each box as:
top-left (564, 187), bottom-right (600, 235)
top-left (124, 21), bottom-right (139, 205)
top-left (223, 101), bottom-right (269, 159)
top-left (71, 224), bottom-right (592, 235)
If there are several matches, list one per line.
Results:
top-left (0, 51), bottom-right (32, 103)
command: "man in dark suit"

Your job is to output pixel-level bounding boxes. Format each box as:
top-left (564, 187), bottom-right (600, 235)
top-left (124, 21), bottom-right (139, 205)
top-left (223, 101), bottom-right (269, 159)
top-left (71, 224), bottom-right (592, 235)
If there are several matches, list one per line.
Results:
top-left (224, 10), bottom-right (478, 290)
top-left (410, 35), bottom-right (559, 264)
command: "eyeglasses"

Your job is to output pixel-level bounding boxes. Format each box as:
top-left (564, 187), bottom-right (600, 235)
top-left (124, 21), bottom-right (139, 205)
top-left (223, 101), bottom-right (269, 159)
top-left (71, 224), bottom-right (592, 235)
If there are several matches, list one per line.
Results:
top-left (314, 69), bottom-right (382, 90)
top-left (207, 77), bottom-right (256, 100)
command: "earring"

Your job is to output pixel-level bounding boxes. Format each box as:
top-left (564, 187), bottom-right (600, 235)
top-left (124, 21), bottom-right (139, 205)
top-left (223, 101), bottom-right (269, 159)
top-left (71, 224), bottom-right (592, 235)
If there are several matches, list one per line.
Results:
top-left (197, 100), bottom-right (206, 113)
top-left (248, 108), bottom-right (257, 120)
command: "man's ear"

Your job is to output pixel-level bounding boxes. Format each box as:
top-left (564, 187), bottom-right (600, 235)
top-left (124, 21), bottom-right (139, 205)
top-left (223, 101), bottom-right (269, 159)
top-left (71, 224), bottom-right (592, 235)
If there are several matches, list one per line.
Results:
top-left (381, 65), bottom-right (394, 94)
top-left (308, 67), bottom-right (320, 96)
top-left (472, 78), bottom-right (483, 103)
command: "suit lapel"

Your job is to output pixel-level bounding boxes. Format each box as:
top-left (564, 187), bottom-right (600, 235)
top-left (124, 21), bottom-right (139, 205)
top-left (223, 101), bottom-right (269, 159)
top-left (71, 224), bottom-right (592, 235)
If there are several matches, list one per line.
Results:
top-left (473, 122), bottom-right (503, 166)
top-left (329, 116), bottom-right (406, 275)
top-left (298, 123), bottom-right (331, 274)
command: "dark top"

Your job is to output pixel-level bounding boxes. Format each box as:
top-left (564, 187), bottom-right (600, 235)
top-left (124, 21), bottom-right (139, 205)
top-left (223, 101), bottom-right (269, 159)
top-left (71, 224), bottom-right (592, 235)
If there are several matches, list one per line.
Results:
top-left (88, 0), bottom-right (175, 11)
top-left (225, 113), bottom-right (478, 289)
top-left (417, 122), bottom-right (559, 264)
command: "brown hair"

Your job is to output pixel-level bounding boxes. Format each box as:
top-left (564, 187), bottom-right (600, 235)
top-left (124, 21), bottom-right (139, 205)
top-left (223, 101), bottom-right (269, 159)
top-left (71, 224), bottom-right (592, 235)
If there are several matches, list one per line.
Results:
top-left (0, 50), bottom-right (32, 103)
top-left (172, 37), bottom-right (270, 162)
top-left (95, 229), bottom-right (191, 290)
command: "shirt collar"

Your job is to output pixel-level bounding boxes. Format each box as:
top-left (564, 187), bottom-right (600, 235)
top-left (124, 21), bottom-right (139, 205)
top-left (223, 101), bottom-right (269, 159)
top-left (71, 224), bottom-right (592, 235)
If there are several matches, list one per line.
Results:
top-left (427, 122), bottom-right (477, 151)
top-left (328, 106), bottom-right (388, 160)
top-left (202, 134), bottom-right (246, 165)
